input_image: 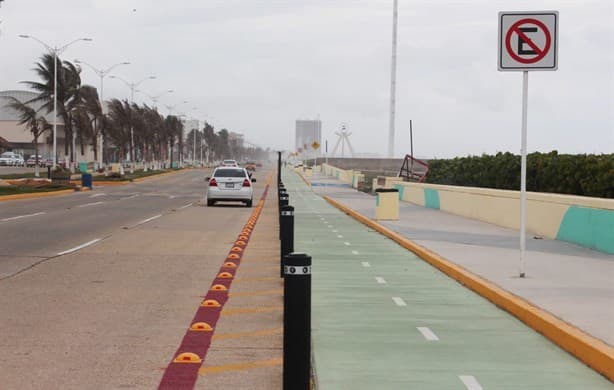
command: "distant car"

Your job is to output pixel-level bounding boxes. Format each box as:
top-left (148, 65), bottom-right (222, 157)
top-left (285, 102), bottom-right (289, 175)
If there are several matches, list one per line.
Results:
top-left (206, 167), bottom-right (255, 207)
top-left (26, 155), bottom-right (45, 167)
top-left (221, 159), bottom-right (238, 167)
top-left (0, 152), bottom-right (21, 166)
top-left (13, 154), bottom-right (25, 167)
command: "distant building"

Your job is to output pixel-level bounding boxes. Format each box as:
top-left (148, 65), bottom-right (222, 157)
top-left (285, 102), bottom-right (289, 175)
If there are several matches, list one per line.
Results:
top-left (0, 90), bottom-right (59, 158)
top-left (0, 90), bottom-right (97, 162)
top-left (295, 119), bottom-right (321, 155)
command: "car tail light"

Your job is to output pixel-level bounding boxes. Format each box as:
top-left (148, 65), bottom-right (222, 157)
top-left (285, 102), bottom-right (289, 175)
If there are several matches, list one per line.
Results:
top-left (209, 178), bottom-right (218, 186)
top-left (242, 179), bottom-right (251, 187)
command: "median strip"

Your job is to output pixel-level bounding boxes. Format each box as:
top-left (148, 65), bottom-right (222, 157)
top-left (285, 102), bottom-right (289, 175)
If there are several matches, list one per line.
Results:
top-left (158, 181), bottom-right (270, 390)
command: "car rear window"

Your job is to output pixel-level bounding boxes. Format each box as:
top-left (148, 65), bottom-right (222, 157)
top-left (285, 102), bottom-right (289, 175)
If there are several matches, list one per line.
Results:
top-left (214, 169), bottom-right (246, 178)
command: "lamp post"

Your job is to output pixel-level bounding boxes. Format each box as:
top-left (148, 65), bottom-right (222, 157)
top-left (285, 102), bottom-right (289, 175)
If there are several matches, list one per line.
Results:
top-left (74, 59), bottom-right (130, 168)
top-left (19, 35), bottom-right (92, 169)
top-left (109, 74), bottom-right (156, 173)
top-left (165, 101), bottom-right (189, 167)
top-left (136, 89), bottom-right (174, 109)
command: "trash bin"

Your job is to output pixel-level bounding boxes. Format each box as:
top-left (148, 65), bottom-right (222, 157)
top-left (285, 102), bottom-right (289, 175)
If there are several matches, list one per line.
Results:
top-left (375, 188), bottom-right (399, 220)
top-left (81, 173), bottom-right (93, 189)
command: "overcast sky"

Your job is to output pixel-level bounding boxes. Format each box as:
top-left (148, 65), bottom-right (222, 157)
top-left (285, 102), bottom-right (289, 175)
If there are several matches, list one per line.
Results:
top-left (1, 0), bottom-right (612, 158)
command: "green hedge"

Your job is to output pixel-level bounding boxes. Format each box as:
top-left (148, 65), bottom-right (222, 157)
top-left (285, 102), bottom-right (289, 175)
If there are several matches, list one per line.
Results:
top-left (425, 151), bottom-right (614, 198)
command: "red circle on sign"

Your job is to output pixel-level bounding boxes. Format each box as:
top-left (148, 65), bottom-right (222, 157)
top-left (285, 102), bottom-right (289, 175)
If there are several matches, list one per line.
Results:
top-left (505, 18), bottom-right (551, 64)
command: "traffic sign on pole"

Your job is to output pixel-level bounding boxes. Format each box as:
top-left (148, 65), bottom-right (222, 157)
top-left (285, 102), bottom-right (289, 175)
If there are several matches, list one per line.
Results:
top-left (497, 11), bottom-right (559, 278)
top-left (498, 11), bottom-right (558, 71)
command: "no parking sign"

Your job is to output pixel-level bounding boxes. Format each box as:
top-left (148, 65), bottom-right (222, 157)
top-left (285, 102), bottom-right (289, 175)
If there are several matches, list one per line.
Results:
top-left (497, 11), bottom-right (559, 278)
top-left (498, 11), bottom-right (558, 71)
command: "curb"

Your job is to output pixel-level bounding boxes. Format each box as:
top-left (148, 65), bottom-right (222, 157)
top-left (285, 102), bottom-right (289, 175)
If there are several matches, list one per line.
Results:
top-left (0, 189), bottom-right (76, 202)
top-left (294, 168), bottom-right (311, 186)
top-left (323, 195), bottom-right (614, 382)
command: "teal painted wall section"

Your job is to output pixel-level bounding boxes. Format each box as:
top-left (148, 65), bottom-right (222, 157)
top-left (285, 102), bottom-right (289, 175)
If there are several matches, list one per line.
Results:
top-left (424, 189), bottom-right (440, 209)
top-left (394, 184), bottom-right (404, 200)
top-left (556, 206), bottom-right (614, 254)
top-left (375, 193), bottom-right (380, 207)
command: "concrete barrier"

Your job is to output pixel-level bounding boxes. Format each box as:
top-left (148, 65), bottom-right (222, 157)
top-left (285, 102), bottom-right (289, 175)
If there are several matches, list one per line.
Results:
top-left (393, 182), bottom-right (614, 254)
top-left (322, 163), bottom-right (364, 188)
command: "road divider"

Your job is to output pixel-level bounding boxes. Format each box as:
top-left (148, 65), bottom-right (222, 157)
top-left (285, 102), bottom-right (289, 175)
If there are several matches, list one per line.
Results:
top-left (158, 181), bottom-right (270, 390)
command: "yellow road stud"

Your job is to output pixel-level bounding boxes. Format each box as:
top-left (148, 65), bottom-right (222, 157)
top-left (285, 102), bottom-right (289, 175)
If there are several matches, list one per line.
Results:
top-left (190, 322), bottom-right (213, 332)
top-left (173, 352), bottom-right (202, 363)
top-left (201, 299), bottom-right (221, 307)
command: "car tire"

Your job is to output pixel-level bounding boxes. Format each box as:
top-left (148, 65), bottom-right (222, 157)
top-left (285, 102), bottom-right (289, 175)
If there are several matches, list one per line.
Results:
top-left (246, 199), bottom-right (253, 207)
top-left (207, 199), bottom-right (215, 207)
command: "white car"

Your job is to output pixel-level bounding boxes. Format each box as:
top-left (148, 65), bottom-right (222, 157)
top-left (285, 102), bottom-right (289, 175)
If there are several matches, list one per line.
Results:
top-left (221, 159), bottom-right (238, 167)
top-left (206, 167), bottom-right (255, 207)
top-left (0, 152), bottom-right (22, 166)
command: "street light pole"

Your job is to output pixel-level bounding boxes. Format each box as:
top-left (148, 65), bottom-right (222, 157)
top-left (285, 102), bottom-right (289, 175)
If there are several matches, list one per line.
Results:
top-left (19, 35), bottom-right (92, 169)
top-left (109, 75), bottom-right (156, 173)
top-left (74, 59), bottom-right (130, 167)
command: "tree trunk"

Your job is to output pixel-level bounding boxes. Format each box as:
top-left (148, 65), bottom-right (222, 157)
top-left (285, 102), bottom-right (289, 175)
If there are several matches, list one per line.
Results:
top-left (34, 133), bottom-right (40, 178)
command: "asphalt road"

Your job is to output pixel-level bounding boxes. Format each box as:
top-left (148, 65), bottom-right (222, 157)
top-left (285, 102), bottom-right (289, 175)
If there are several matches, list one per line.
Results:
top-left (0, 166), bottom-right (274, 389)
top-left (0, 168), bottom-right (248, 279)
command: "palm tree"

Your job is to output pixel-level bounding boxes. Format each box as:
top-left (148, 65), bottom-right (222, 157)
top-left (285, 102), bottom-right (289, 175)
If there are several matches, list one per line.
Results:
top-left (73, 85), bottom-right (103, 163)
top-left (23, 54), bottom-right (83, 165)
top-left (105, 98), bottom-right (132, 162)
top-left (4, 97), bottom-right (51, 177)
top-left (164, 115), bottom-right (183, 168)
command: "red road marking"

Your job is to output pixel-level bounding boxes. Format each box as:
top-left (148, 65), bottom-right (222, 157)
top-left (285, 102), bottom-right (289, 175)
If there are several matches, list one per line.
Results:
top-left (158, 184), bottom-right (270, 390)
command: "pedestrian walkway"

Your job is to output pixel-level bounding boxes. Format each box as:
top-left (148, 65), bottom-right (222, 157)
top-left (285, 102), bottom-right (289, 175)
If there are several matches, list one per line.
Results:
top-left (283, 168), bottom-right (613, 389)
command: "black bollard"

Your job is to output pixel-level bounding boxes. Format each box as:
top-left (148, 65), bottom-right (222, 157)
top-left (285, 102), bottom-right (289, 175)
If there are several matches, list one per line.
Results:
top-left (280, 205), bottom-right (294, 277)
top-left (278, 192), bottom-right (289, 239)
top-left (283, 253), bottom-right (311, 390)
top-left (277, 151), bottom-right (282, 185)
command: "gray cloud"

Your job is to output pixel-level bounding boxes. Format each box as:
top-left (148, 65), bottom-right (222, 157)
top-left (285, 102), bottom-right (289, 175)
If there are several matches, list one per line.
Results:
top-left (1, 0), bottom-right (612, 157)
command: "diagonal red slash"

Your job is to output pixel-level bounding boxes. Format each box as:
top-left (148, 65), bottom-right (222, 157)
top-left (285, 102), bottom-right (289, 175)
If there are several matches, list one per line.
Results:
top-left (513, 27), bottom-right (543, 55)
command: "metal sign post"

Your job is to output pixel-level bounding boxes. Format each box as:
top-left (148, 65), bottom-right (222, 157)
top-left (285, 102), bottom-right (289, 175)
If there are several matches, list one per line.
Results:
top-left (498, 11), bottom-right (558, 278)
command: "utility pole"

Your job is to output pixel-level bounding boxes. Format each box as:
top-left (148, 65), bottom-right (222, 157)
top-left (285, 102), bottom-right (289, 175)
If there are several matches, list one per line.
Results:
top-left (387, 0), bottom-right (398, 158)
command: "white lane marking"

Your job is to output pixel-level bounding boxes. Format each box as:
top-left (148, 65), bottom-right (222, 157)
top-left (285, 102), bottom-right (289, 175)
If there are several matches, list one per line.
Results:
top-left (459, 375), bottom-right (483, 390)
top-left (417, 327), bottom-right (440, 341)
top-left (392, 297), bottom-right (407, 307)
top-left (375, 277), bottom-right (387, 284)
top-left (57, 238), bottom-right (101, 256)
top-left (77, 201), bottom-right (104, 208)
top-left (168, 195), bottom-right (176, 199)
top-left (178, 203), bottom-right (192, 210)
top-left (137, 214), bottom-right (162, 225)
top-left (352, 250), bottom-right (359, 255)
top-left (120, 194), bottom-right (139, 200)
top-left (89, 193), bottom-right (106, 198)
top-left (332, 229), bottom-right (338, 233)
top-left (361, 262), bottom-right (371, 267)
top-left (343, 241), bottom-right (351, 246)
top-left (337, 235), bottom-right (343, 238)
top-left (1, 212), bottom-right (46, 222)
top-left (320, 217), bottom-right (325, 221)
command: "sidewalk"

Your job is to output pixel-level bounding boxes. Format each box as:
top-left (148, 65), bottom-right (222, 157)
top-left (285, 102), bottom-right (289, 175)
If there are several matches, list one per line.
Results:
top-left (283, 168), bottom-right (613, 388)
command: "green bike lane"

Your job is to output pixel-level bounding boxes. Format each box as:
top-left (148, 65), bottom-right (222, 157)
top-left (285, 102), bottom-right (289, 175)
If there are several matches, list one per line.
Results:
top-left (283, 171), bottom-right (612, 389)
